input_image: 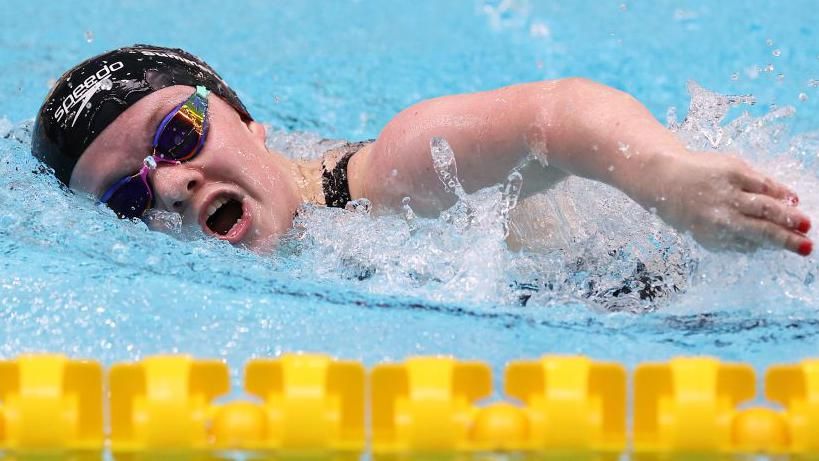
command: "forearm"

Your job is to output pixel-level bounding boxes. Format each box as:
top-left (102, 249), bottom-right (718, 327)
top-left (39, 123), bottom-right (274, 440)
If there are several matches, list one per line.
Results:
top-left (535, 78), bottom-right (686, 209)
top-left (355, 78), bottom-right (813, 257)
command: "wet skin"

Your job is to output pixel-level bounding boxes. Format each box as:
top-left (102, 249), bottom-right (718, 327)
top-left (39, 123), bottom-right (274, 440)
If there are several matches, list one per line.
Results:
top-left (71, 85), bottom-right (316, 252)
top-left (70, 79), bottom-right (813, 256)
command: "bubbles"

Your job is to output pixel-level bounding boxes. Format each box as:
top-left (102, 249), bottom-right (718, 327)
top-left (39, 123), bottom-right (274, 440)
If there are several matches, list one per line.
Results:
top-left (143, 209), bottom-right (183, 235)
top-left (84, 30), bottom-right (94, 43)
top-left (772, 49), bottom-right (782, 57)
top-left (344, 198), bottom-right (371, 214)
top-left (799, 93), bottom-right (809, 102)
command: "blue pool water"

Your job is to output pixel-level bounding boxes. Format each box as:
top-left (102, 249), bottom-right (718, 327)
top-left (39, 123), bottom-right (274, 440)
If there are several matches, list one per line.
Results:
top-left (1, 0), bottom-right (819, 391)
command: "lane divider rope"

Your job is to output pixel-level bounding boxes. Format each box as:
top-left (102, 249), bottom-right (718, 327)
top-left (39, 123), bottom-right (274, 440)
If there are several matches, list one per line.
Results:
top-left (0, 354), bottom-right (816, 455)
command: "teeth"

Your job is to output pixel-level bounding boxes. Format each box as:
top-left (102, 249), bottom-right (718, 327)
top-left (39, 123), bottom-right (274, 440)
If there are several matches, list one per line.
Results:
top-left (206, 197), bottom-right (229, 219)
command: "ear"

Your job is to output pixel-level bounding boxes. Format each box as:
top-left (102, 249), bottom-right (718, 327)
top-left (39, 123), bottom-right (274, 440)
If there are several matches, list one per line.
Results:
top-left (246, 120), bottom-right (267, 145)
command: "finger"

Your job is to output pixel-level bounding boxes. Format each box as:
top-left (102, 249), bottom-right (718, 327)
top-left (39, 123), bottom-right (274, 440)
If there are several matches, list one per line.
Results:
top-left (745, 218), bottom-right (813, 256)
top-left (737, 172), bottom-right (799, 204)
top-left (737, 193), bottom-right (812, 233)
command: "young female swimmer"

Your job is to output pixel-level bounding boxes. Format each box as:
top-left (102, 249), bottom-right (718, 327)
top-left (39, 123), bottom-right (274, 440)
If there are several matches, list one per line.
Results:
top-left (32, 45), bottom-right (813, 256)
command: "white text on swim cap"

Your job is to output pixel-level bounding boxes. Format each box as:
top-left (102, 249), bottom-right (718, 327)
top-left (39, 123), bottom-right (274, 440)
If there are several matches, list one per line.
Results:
top-left (55, 61), bottom-right (124, 124)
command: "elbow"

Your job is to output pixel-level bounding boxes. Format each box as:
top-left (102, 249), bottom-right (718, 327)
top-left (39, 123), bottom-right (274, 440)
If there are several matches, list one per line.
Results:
top-left (548, 77), bottom-right (641, 117)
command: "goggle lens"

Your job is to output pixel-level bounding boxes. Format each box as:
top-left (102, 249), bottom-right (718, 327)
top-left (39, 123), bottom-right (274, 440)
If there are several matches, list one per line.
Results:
top-left (101, 86), bottom-right (209, 219)
top-left (101, 173), bottom-right (152, 219)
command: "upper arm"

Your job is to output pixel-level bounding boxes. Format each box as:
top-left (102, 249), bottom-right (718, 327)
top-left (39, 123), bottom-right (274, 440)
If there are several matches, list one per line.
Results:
top-left (348, 80), bottom-right (569, 216)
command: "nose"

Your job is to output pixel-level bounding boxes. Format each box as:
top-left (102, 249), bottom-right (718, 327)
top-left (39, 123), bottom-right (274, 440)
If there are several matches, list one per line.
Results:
top-left (150, 163), bottom-right (204, 213)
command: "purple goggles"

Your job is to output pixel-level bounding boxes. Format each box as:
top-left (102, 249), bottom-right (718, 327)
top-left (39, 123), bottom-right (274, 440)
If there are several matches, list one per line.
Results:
top-left (100, 86), bottom-right (210, 219)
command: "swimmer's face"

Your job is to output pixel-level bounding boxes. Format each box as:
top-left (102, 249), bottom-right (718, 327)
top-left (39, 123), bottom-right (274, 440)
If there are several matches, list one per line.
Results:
top-left (70, 85), bottom-right (300, 252)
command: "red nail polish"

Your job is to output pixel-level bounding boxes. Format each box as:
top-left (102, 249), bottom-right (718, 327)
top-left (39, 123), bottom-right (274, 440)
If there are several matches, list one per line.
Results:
top-left (798, 241), bottom-right (813, 256)
top-left (798, 220), bottom-right (811, 233)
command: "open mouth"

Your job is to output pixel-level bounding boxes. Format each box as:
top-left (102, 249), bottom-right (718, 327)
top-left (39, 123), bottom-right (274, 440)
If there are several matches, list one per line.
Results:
top-left (205, 196), bottom-right (245, 236)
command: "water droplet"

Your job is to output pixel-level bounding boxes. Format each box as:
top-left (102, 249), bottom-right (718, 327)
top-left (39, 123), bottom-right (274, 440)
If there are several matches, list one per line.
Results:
top-left (746, 65), bottom-right (761, 79)
top-left (608, 165), bottom-right (615, 172)
top-left (619, 3), bottom-right (627, 11)
top-left (431, 137), bottom-right (467, 196)
top-left (766, 38), bottom-right (774, 47)
top-left (99, 78), bottom-right (112, 91)
top-left (617, 141), bottom-right (631, 158)
top-left (777, 73), bottom-right (785, 81)
top-left (772, 49), bottom-right (782, 57)
top-left (529, 21), bottom-right (550, 38)
top-left (763, 64), bottom-right (775, 73)
top-left (84, 31), bottom-right (94, 43)
top-left (344, 198), bottom-right (371, 214)
top-left (799, 92), bottom-right (808, 102)
top-left (731, 72), bottom-right (739, 81)
top-left (808, 79), bottom-right (819, 88)
top-left (500, 171), bottom-right (524, 238)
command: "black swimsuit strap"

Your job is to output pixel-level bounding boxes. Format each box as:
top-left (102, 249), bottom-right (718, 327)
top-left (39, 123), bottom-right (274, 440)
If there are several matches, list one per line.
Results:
top-left (321, 140), bottom-right (373, 208)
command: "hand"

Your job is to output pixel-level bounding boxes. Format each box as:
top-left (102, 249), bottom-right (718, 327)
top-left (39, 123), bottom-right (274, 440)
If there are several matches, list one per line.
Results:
top-left (652, 152), bottom-right (812, 256)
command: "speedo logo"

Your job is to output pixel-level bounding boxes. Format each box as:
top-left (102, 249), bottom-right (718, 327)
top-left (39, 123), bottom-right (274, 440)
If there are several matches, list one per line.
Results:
top-left (54, 61), bottom-right (124, 124)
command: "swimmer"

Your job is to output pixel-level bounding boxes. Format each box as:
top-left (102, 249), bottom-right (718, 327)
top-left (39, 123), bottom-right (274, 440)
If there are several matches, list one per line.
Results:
top-left (32, 45), bottom-right (813, 256)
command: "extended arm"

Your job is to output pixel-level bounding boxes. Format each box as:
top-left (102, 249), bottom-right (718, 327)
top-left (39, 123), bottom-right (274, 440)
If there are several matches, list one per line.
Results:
top-left (350, 78), bottom-right (812, 256)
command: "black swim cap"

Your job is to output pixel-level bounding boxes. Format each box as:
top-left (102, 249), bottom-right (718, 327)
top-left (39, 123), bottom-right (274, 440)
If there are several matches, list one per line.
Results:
top-left (32, 44), bottom-right (252, 185)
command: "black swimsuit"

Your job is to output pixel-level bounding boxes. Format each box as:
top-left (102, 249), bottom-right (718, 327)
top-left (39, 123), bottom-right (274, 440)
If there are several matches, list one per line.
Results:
top-left (321, 140), bottom-right (373, 208)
